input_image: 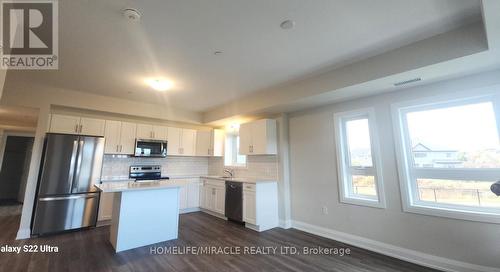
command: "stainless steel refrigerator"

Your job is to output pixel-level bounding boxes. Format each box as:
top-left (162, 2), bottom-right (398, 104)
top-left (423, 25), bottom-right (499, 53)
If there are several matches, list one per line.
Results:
top-left (31, 133), bottom-right (104, 236)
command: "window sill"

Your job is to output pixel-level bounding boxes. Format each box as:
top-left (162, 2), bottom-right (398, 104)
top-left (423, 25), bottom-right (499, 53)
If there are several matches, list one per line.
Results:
top-left (340, 197), bottom-right (386, 209)
top-left (403, 202), bottom-right (500, 224)
top-left (223, 165), bottom-right (247, 170)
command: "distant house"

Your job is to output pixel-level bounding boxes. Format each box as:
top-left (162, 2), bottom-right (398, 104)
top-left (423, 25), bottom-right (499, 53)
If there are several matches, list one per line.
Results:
top-left (412, 143), bottom-right (463, 168)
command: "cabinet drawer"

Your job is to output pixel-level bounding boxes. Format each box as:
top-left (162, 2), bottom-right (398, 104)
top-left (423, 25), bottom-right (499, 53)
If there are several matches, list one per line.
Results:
top-left (243, 183), bottom-right (256, 191)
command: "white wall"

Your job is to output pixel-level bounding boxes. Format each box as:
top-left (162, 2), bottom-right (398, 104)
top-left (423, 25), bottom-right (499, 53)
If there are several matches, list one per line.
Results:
top-left (288, 69), bottom-right (500, 270)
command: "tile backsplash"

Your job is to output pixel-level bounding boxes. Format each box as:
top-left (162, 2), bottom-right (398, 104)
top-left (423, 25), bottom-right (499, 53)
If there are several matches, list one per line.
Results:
top-left (208, 155), bottom-right (278, 180)
top-left (101, 155), bottom-right (209, 180)
top-left (101, 155), bottom-right (278, 181)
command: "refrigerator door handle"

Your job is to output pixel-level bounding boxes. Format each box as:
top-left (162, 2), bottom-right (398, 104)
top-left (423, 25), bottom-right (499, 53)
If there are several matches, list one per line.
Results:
top-left (67, 140), bottom-right (78, 185)
top-left (72, 140), bottom-right (85, 192)
top-left (39, 194), bottom-right (99, 201)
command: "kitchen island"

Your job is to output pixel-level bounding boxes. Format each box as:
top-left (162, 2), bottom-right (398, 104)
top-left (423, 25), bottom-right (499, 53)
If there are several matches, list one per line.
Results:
top-left (95, 181), bottom-right (180, 252)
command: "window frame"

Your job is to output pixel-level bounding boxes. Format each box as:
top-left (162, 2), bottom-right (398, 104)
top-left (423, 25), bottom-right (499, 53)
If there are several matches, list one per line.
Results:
top-left (392, 91), bottom-right (500, 224)
top-left (334, 108), bottom-right (386, 209)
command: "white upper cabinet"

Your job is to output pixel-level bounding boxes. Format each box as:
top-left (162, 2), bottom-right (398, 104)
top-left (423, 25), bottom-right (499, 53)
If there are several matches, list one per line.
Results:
top-left (120, 122), bottom-right (137, 154)
top-left (196, 130), bottom-right (211, 156)
top-left (167, 127), bottom-right (182, 155)
top-left (136, 124), bottom-right (153, 139)
top-left (239, 123), bottom-right (252, 155)
top-left (104, 120), bottom-right (137, 154)
top-left (49, 114), bottom-right (105, 136)
top-left (238, 119), bottom-right (277, 155)
top-left (49, 114), bottom-right (81, 134)
top-left (182, 129), bottom-right (197, 156)
top-left (104, 120), bottom-right (121, 154)
top-left (167, 127), bottom-right (196, 156)
top-left (136, 124), bottom-right (167, 140)
top-left (152, 126), bottom-right (167, 140)
top-left (212, 129), bottom-right (225, 157)
top-left (80, 117), bottom-right (106, 136)
top-left (196, 129), bottom-right (225, 157)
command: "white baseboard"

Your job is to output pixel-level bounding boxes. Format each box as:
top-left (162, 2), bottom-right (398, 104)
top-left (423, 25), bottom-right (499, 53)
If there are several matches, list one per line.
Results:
top-left (279, 219), bottom-right (292, 229)
top-left (292, 220), bottom-right (499, 272)
top-left (16, 228), bottom-right (31, 240)
top-left (200, 209), bottom-right (227, 220)
top-left (180, 207), bottom-right (201, 214)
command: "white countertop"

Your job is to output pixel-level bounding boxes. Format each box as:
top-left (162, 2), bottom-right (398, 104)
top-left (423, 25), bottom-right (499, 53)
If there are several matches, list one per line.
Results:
top-left (98, 175), bottom-right (277, 186)
top-left (95, 180), bottom-right (182, 193)
top-left (201, 176), bottom-right (276, 184)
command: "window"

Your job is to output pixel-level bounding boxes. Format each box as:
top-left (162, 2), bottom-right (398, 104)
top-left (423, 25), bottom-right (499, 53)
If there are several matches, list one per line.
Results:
top-left (393, 94), bottom-right (500, 223)
top-left (224, 130), bottom-right (246, 167)
top-left (334, 108), bottom-right (385, 208)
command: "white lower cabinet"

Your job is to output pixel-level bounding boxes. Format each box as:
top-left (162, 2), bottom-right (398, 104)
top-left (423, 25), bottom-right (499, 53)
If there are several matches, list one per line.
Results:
top-left (187, 180), bottom-right (201, 208)
top-left (179, 179), bottom-right (201, 213)
top-left (242, 182), bottom-right (279, 232)
top-left (179, 185), bottom-right (188, 210)
top-left (98, 192), bottom-right (114, 221)
top-left (243, 189), bottom-right (256, 225)
top-left (200, 179), bottom-right (225, 215)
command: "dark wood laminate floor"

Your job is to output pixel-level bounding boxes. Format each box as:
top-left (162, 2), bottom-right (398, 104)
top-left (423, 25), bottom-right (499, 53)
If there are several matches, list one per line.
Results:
top-left (0, 212), bottom-right (440, 272)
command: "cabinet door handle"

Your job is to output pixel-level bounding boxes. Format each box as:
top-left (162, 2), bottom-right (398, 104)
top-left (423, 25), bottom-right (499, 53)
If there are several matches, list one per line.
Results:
top-left (79, 124), bottom-right (83, 133)
top-left (116, 145), bottom-right (119, 152)
top-left (119, 145), bottom-right (122, 152)
top-left (74, 124), bottom-right (78, 133)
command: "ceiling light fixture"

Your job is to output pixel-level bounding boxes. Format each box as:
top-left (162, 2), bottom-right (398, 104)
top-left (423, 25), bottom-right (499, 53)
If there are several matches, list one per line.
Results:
top-left (146, 79), bottom-right (174, 91)
top-left (280, 19), bottom-right (295, 30)
top-left (214, 51), bottom-right (223, 55)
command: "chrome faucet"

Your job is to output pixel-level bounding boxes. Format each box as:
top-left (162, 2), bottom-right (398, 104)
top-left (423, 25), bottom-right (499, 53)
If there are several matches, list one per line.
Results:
top-left (224, 168), bottom-right (234, 178)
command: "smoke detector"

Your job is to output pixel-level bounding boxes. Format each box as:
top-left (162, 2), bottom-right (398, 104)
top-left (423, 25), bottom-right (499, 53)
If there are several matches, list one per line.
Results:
top-left (280, 19), bottom-right (295, 30)
top-left (123, 8), bottom-right (141, 22)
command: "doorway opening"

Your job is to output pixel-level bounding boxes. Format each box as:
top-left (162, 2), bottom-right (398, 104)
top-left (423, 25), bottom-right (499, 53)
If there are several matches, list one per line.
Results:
top-left (0, 135), bottom-right (34, 216)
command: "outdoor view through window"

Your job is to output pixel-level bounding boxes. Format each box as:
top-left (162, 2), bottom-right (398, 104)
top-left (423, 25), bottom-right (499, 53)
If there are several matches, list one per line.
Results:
top-left (345, 118), bottom-right (376, 197)
top-left (406, 102), bottom-right (500, 208)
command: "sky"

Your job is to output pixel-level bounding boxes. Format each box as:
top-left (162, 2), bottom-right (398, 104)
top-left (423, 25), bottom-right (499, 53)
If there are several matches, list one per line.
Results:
top-left (406, 102), bottom-right (500, 152)
top-left (344, 101), bottom-right (500, 154)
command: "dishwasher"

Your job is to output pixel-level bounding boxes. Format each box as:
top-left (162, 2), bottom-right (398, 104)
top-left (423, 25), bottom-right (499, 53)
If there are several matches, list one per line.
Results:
top-left (225, 181), bottom-right (243, 223)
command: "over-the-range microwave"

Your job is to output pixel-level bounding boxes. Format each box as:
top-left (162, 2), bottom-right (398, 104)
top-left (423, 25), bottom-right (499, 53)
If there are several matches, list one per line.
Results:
top-left (135, 139), bottom-right (167, 157)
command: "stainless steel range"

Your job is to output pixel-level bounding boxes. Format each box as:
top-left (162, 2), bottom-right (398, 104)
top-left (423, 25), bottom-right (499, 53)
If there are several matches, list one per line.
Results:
top-left (129, 165), bottom-right (169, 182)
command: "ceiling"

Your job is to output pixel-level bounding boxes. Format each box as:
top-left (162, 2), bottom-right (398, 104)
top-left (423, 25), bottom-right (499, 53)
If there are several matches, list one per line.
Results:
top-left (5, 0), bottom-right (482, 113)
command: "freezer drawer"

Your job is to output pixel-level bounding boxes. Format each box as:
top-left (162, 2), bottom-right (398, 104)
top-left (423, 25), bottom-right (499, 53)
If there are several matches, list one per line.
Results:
top-left (32, 193), bottom-right (100, 235)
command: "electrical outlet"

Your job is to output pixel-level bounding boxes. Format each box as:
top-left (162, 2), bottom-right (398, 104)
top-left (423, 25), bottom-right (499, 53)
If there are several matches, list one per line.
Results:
top-left (322, 206), bottom-right (328, 215)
